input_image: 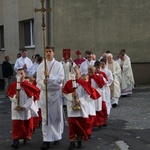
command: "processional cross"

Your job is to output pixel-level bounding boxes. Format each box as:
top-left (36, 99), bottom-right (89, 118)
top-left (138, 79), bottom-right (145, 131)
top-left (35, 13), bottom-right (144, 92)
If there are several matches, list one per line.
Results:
top-left (34, 0), bottom-right (52, 125)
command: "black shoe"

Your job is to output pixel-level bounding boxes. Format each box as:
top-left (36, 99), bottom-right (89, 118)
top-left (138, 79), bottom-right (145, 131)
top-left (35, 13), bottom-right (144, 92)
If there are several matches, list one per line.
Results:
top-left (11, 139), bottom-right (19, 149)
top-left (103, 123), bottom-right (108, 127)
top-left (98, 126), bottom-right (102, 129)
top-left (39, 121), bottom-right (42, 127)
top-left (40, 142), bottom-right (50, 150)
top-left (88, 134), bottom-right (91, 139)
top-left (63, 105), bottom-right (67, 109)
top-left (121, 95), bottom-right (127, 97)
top-left (23, 139), bottom-right (27, 144)
top-left (77, 141), bottom-right (82, 148)
top-left (68, 141), bottom-right (75, 150)
top-left (53, 141), bottom-right (59, 145)
top-left (112, 103), bottom-right (118, 108)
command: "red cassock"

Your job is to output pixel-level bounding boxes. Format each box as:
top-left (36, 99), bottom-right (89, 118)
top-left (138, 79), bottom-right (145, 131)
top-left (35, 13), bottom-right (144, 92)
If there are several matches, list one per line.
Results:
top-left (7, 81), bottom-right (40, 140)
top-left (63, 78), bottom-right (101, 141)
top-left (94, 101), bottom-right (107, 127)
top-left (73, 58), bottom-right (85, 67)
top-left (12, 119), bottom-right (34, 140)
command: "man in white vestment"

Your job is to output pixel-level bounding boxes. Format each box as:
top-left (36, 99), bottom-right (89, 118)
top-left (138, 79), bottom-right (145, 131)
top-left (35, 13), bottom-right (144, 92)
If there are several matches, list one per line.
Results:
top-left (80, 51), bottom-right (95, 75)
top-left (106, 54), bottom-right (121, 107)
top-left (14, 49), bottom-right (33, 77)
top-left (36, 46), bottom-right (64, 150)
top-left (117, 52), bottom-right (135, 96)
top-left (100, 58), bottom-right (113, 116)
top-left (120, 49), bottom-right (130, 60)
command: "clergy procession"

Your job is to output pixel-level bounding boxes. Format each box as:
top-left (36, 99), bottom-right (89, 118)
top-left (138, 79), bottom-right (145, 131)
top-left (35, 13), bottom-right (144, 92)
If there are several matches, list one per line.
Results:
top-left (5, 46), bottom-right (135, 150)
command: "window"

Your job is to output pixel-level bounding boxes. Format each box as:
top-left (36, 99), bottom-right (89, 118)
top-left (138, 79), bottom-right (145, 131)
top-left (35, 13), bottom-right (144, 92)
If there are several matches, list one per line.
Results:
top-left (19, 19), bottom-right (35, 48)
top-left (0, 26), bottom-right (4, 50)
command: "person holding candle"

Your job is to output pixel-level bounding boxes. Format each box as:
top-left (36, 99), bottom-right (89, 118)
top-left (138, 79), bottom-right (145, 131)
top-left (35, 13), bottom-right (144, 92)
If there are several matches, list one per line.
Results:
top-left (7, 68), bottom-right (40, 149)
top-left (62, 66), bottom-right (100, 150)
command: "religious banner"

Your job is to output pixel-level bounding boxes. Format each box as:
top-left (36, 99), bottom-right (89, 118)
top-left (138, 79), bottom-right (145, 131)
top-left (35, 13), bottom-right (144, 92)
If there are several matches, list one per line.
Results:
top-left (63, 48), bottom-right (71, 60)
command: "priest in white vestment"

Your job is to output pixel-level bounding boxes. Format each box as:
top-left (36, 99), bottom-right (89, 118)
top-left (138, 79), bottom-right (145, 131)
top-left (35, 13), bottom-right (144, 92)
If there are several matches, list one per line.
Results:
top-left (36, 46), bottom-right (64, 150)
top-left (117, 52), bottom-right (135, 96)
top-left (106, 54), bottom-right (121, 107)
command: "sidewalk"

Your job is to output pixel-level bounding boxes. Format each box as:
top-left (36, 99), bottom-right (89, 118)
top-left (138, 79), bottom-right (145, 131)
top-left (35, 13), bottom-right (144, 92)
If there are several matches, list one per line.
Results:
top-left (0, 86), bottom-right (150, 150)
top-left (0, 90), bottom-right (5, 99)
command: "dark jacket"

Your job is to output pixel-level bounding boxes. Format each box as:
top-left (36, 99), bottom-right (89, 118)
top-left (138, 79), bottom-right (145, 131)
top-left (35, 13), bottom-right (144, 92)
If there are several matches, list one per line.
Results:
top-left (2, 61), bottom-right (13, 78)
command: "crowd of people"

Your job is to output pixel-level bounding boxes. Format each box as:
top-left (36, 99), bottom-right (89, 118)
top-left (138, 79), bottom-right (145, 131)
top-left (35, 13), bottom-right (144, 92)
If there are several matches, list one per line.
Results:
top-left (1, 47), bottom-right (135, 150)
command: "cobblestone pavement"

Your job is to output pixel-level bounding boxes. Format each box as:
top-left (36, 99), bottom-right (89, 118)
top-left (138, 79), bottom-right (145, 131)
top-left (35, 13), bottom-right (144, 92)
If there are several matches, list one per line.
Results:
top-left (110, 88), bottom-right (150, 130)
top-left (0, 86), bottom-right (150, 150)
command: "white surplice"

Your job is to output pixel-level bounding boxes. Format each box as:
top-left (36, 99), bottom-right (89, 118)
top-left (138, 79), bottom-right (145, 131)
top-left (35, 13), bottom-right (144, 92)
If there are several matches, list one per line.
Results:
top-left (9, 89), bottom-right (38, 120)
top-left (63, 83), bottom-right (92, 118)
top-left (90, 78), bottom-right (102, 112)
top-left (100, 67), bottom-right (113, 115)
top-left (117, 57), bottom-right (134, 95)
top-left (36, 58), bottom-right (64, 142)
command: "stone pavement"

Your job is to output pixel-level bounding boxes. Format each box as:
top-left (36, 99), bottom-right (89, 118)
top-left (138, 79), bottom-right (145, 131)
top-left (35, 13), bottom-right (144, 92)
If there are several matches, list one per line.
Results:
top-left (0, 86), bottom-right (150, 150)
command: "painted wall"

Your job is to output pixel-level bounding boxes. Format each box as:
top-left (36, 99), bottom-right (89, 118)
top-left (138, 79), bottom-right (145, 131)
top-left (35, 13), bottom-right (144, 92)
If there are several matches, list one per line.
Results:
top-left (53, 0), bottom-right (150, 62)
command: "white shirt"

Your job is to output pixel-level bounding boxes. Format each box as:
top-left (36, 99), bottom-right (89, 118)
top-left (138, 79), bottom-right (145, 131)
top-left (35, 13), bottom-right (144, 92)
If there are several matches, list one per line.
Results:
top-left (80, 60), bottom-right (95, 74)
top-left (14, 56), bottom-right (33, 76)
top-left (28, 62), bottom-right (39, 77)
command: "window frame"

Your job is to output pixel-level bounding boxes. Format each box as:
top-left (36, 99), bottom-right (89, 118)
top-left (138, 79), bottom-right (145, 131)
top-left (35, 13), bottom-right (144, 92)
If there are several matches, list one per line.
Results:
top-left (19, 19), bottom-right (35, 49)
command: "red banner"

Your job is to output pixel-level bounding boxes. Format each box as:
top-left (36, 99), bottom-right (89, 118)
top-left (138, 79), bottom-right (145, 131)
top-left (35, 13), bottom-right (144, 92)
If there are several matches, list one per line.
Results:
top-left (63, 48), bottom-right (71, 60)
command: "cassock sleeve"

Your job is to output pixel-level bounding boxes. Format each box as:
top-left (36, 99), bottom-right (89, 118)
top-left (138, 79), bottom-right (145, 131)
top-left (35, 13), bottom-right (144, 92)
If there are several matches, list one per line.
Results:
top-left (77, 79), bottom-right (101, 100)
top-left (92, 74), bottom-right (106, 88)
top-left (62, 80), bottom-right (74, 94)
top-left (99, 71), bottom-right (108, 81)
top-left (7, 82), bottom-right (17, 98)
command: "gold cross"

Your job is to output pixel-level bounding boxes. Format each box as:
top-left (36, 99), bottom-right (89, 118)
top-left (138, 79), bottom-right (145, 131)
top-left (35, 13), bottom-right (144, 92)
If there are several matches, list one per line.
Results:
top-left (34, 0), bottom-right (52, 28)
top-left (34, 0), bottom-right (52, 125)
